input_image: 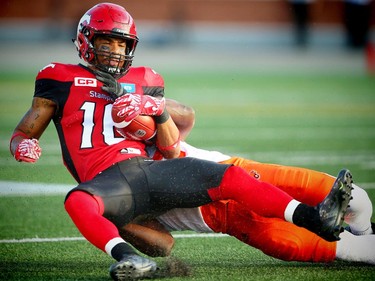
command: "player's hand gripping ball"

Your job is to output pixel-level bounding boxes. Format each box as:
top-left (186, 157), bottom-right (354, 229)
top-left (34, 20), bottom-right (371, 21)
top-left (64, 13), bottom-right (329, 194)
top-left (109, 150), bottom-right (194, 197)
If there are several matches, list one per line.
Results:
top-left (111, 93), bottom-right (165, 124)
top-left (115, 115), bottom-right (157, 141)
top-left (112, 94), bottom-right (163, 141)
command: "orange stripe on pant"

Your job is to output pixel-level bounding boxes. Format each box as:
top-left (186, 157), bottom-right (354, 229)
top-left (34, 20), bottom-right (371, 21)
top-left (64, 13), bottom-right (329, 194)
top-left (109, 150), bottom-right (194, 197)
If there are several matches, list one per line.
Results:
top-left (200, 157), bottom-right (337, 262)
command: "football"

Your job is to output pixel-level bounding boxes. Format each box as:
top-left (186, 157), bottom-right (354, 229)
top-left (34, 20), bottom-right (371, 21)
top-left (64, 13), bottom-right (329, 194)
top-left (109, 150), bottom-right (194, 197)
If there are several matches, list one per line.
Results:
top-left (116, 115), bottom-right (157, 141)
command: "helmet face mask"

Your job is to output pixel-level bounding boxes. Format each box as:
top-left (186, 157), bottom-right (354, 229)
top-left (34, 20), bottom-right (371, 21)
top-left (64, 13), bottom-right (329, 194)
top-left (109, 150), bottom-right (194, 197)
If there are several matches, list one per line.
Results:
top-left (93, 35), bottom-right (135, 77)
top-left (73, 3), bottom-right (139, 78)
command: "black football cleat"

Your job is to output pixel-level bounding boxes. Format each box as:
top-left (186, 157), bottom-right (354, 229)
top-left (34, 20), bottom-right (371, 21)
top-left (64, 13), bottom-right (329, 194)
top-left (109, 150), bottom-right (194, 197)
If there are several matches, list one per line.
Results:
top-left (314, 169), bottom-right (353, 241)
top-left (109, 254), bottom-right (157, 281)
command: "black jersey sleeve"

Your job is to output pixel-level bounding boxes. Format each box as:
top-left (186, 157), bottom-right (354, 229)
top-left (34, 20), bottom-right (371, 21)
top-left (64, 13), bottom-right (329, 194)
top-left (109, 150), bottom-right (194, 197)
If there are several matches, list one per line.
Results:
top-left (34, 78), bottom-right (72, 115)
top-left (142, 85), bottom-right (164, 98)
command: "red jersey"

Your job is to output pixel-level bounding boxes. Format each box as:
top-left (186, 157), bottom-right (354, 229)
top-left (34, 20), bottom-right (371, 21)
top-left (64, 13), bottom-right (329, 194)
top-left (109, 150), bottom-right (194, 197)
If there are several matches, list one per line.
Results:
top-left (34, 63), bottom-right (164, 183)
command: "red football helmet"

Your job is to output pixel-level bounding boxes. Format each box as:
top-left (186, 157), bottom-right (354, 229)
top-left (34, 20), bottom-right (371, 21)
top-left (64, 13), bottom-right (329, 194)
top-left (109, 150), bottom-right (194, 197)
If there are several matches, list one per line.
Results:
top-left (73, 3), bottom-right (138, 77)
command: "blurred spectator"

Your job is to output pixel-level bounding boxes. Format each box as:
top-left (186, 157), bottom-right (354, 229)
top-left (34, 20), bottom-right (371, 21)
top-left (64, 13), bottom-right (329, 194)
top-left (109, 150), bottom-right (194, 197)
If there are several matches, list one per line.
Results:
top-left (343, 0), bottom-right (373, 49)
top-left (288, 0), bottom-right (315, 47)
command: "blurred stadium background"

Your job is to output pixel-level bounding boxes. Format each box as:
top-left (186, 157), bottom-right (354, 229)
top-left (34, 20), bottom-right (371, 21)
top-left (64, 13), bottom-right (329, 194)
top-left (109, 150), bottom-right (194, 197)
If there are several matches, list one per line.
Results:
top-left (1, 0), bottom-right (375, 74)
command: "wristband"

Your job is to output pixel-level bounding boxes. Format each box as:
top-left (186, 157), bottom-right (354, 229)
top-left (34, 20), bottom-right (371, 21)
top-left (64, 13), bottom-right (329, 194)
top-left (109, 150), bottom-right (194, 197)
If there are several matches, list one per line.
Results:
top-left (10, 131), bottom-right (29, 151)
top-left (154, 110), bottom-right (170, 124)
top-left (10, 131), bottom-right (29, 143)
top-left (156, 135), bottom-right (180, 151)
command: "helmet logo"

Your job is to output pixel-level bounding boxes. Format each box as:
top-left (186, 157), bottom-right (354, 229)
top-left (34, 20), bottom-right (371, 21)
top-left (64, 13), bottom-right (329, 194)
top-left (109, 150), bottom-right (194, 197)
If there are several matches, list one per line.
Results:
top-left (80, 14), bottom-right (91, 29)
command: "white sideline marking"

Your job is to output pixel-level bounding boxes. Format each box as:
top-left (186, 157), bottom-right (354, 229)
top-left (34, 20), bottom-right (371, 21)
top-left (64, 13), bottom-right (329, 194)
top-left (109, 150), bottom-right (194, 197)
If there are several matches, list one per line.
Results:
top-left (0, 237), bottom-right (85, 243)
top-left (0, 181), bottom-right (72, 195)
top-left (0, 233), bottom-right (228, 244)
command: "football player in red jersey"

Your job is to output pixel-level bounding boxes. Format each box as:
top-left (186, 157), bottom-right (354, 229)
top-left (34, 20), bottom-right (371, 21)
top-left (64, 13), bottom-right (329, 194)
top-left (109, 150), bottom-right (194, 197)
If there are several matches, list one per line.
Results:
top-left (9, 3), bottom-right (354, 280)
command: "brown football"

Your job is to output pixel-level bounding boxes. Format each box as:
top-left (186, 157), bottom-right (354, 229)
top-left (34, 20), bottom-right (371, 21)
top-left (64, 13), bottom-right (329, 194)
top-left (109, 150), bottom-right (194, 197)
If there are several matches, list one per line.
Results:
top-left (116, 115), bottom-right (157, 141)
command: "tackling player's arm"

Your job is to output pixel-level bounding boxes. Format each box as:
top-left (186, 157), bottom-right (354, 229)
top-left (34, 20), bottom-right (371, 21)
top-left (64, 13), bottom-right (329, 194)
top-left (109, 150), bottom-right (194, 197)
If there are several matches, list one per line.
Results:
top-left (10, 97), bottom-right (56, 162)
top-left (120, 218), bottom-right (175, 257)
top-left (154, 104), bottom-right (181, 159)
top-left (166, 98), bottom-right (195, 141)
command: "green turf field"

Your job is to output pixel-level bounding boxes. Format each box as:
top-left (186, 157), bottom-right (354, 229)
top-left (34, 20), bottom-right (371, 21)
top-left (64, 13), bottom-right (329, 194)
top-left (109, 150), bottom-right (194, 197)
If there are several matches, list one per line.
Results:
top-left (0, 55), bottom-right (375, 280)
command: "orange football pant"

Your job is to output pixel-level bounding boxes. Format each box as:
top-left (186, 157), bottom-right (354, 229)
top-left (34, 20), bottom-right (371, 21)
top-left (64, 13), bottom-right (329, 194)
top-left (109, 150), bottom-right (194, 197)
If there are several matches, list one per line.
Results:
top-left (200, 157), bottom-right (337, 262)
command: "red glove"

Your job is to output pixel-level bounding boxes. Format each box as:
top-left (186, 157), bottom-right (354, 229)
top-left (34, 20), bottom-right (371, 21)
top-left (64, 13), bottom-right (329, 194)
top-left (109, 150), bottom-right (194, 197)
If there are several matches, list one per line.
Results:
top-left (113, 94), bottom-right (165, 123)
top-left (14, 138), bottom-right (42, 163)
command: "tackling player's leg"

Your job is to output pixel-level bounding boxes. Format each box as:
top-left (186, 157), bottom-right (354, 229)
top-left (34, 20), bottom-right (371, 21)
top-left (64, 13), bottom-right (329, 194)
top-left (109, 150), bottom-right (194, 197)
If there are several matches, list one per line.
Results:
top-left (221, 158), bottom-right (373, 237)
top-left (202, 201), bottom-right (337, 262)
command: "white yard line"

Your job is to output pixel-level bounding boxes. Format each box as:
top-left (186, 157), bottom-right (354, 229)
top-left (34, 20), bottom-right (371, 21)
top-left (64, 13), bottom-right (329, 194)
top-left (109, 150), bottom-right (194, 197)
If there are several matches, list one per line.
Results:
top-left (0, 233), bottom-right (228, 244)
